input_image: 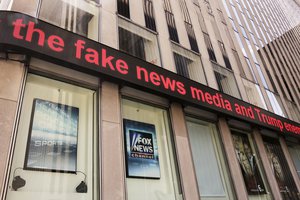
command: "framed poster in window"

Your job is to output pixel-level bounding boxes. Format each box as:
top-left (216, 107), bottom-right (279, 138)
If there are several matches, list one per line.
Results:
top-left (123, 119), bottom-right (160, 179)
top-left (24, 98), bottom-right (79, 173)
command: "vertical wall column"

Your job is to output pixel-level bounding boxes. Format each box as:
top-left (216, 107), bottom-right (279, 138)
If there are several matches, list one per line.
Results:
top-left (252, 129), bottom-right (282, 200)
top-left (217, 118), bottom-right (248, 200)
top-left (170, 103), bottom-right (200, 200)
top-left (0, 60), bottom-right (25, 196)
top-left (279, 137), bottom-right (300, 193)
top-left (101, 82), bottom-right (125, 200)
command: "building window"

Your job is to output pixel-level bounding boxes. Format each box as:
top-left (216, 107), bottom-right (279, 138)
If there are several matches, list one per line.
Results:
top-left (187, 118), bottom-right (235, 200)
top-left (240, 26), bottom-right (248, 39)
top-left (163, 0), bottom-right (179, 43)
top-left (255, 64), bottom-right (269, 89)
top-left (143, 0), bottom-right (156, 31)
top-left (287, 142), bottom-right (300, 177)
top-left (122, 99), bottom-right (182, 200)
top-left (178, 0), bottom-right (199, 52)
top-left (218, 41), bottom-right (232, 70)
top-left (185, 22), bottom-right (199, 53)
top-left (203, 0), bottom-right (213, 14)
top-left (221, 0), bottom-right (232, 18)
top-left (117, 0), bottom-right (130, 18)
top-left (231, 131), bottom-right (271, 198)
top-left (234, 31), bottom-right (247, 56)
top-left (263, 136), bottom-right (300, 200)
top-left (232, 49), bottom-right (246, 77)
top-left (118, 18), bottom-right (161, 66)
top-left (244, 57), bottom-right (257, 82)
top-left (203, 33), bottom-right (217, 62)
top-left (194, 4), bottom-right (208, 33)
top-left (250, 33), bottom-right (258, 47)
top-left (39, 0), bottom-right (98, 40)
top-left (265, 68), bottom-right (278, 93)
top-left (218, 9), bottom-right (226, 24)
top-left (172, 43), bottom-right (206, 84)
top-left (286, 101), bottom-right (300, 123)
top-left (242, 78), bottom-right (268, 109)
top-left (232, 5), bottom-right (242, 25)
top-left (5, 74), bottom-right (98, 199)
top-left (213, 63), bottom-right (241, 98)
top-left (173, 53), bottom-right (190, 78)
top-left (266, 90), bottom-right (286, 117)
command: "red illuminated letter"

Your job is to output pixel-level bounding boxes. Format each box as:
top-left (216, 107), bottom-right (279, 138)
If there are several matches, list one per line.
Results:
top-left (48, 35), bottom-right (64, 52)
top-left (25, 22), bottom-right (45, 46)
top-left (74, 40), bottom-right (86, 59)
top-left (12, 19), bottom-right (26, 39)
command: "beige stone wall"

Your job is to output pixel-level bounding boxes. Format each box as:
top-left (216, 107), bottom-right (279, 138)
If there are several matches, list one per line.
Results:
top-left (0, 60), bottom-right (24, 193)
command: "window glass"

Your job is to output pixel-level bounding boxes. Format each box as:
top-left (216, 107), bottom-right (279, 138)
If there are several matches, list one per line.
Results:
top-left (117, 0), bottom-right (130, 18)
top-left (287, 143), bottom-right (300, 177)
top-left (178, 0), bottom-right (199, 53)
top-left (231, 131), bottom-right (272, 199)
top-left (203, 33), bottom-right (217, 62)
top-left (212, 63), bottom-right (241, 99)
top-left (39, 0), bottom-right (99, 40)
top-left (122, 99), bottom-right (182, 200)
top-left (221, 0), bottom-right (233, 19)
top-left (6, 74), bottom-right (98, 200)
top-left (195, 5), bottom-right (208, 33)
top-left (172, 43), bottom-right (206, 85)
top-left (232, 49), bottom-right (246, 77)
top-left (230, 18), bottom-right (238, 31)
top-left (163, 0), bottom-right (179, 43)
top-left (250, 33), bottom-right (258, 46)
top-left (263, 137), bottom-right (300, 200)
top-left (240, 26), bottom-right (248, 39)
top-left (232, 6), bottom-right (242, 25)
top-left (143, 0), bottom-right (156, 31)
top-left (242, 78), bottom-right (267, 109)
top-left (186, 118), bottom-right (235, 200)
top-left (286, 101), bottom-right (300, 123)
top-left (255, 64), bottom-right (268, 89)
top-left (218, 41), bottom-right (232, 70)
top-left (173, 52), bottom-right (191, 78)
top-left (234, 31), bottom-right (247, 57)
top-left (266, 90), bottom-right (285, 117)
top-left (244, 57), bottom-right (257, 82)
top-left (118, 17), bottom-right (161, 66)
top-left (237, 2), bottom-right (243, 12)
top-left (241, 13), bottom-right (251, 31)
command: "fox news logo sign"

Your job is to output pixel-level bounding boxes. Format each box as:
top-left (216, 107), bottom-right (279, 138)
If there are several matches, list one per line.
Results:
top-left (129, 130), bottom-right (154, 159)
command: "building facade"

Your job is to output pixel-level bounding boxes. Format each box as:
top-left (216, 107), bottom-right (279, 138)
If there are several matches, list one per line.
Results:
top-left (0, 0), bottom-right (300, 200)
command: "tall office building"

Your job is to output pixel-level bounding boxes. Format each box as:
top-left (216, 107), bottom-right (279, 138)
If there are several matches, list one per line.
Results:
top-left (277, 0), bottom-right (300, 28)
top-left (0, 0), bottom-right (300, 200)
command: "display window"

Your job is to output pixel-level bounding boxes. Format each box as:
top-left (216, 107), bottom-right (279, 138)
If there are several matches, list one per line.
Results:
top-left (121, 99), bottom-right (182, 200)
top-left (186, 117), bottom-right (235, 200)
top-left (263, 136), bottom-right (300, 200)
top-left (287, 141), bottom-right (300, 178)
top-left (230, 130), bottom-right (272, 200)
top-left (5, 74), bottom-right (98, 200)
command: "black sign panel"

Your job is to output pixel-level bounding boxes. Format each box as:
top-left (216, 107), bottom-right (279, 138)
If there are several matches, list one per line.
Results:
top-left (0, 11), bottom-right (300, 137)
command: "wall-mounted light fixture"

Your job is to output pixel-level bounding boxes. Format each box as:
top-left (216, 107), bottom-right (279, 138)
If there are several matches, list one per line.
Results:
top-left (76, 171), bottom-right (87, 193)
top-left (12, 168), bottom-right (26, 191)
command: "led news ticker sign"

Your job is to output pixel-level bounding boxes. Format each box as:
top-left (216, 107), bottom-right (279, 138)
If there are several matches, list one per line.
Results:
top-left (0, 11), bottom-right (300, 136)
